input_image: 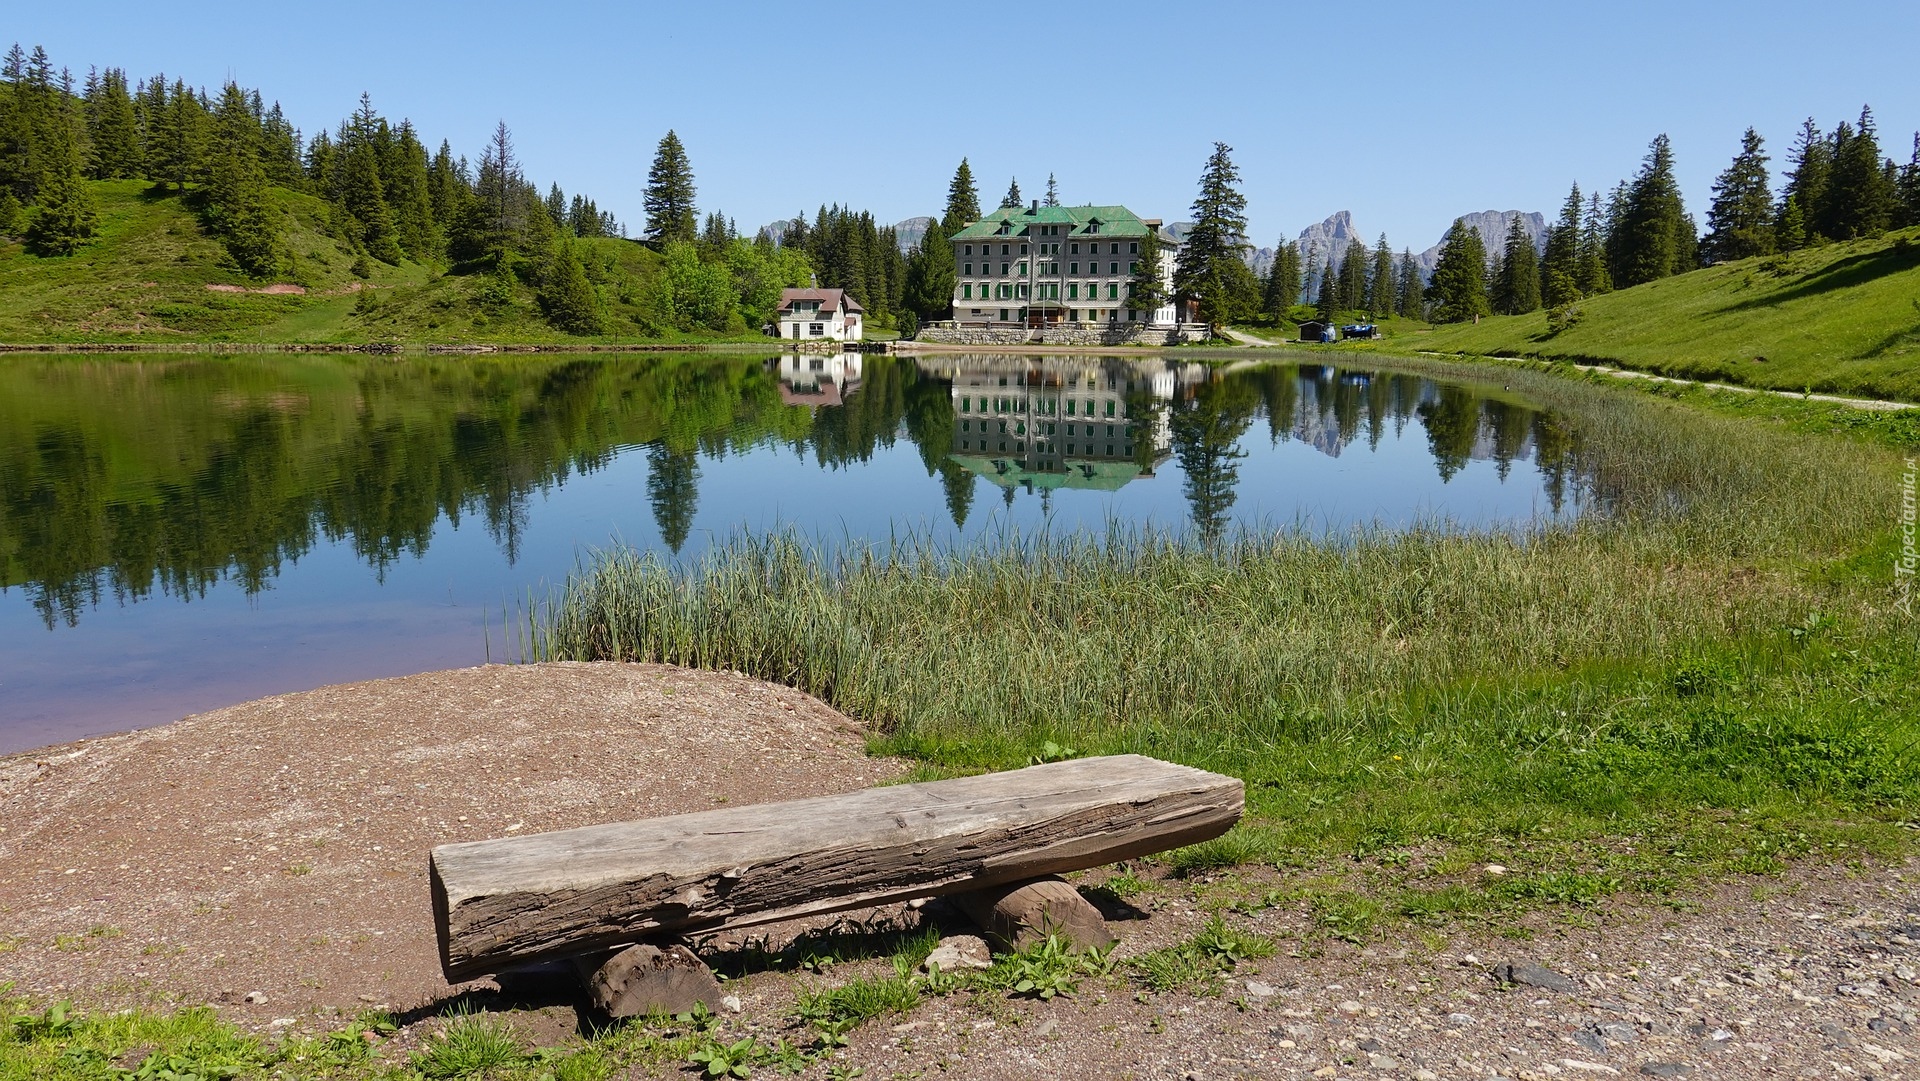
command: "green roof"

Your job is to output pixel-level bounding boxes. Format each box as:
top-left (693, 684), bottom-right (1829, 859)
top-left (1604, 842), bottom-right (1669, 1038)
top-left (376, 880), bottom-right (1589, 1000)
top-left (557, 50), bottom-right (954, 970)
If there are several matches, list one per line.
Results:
top-left (949, 454), bottom-right (1145, 492)
top-left (948, 204), bottom-right (1153, 241)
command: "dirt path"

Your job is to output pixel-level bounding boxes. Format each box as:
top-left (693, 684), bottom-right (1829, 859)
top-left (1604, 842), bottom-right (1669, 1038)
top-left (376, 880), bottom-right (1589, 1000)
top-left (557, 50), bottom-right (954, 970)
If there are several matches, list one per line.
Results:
top-left (0, 663), bottom-right (905, 1022)
top-left (1417, 351), bottom-right (1919, 412)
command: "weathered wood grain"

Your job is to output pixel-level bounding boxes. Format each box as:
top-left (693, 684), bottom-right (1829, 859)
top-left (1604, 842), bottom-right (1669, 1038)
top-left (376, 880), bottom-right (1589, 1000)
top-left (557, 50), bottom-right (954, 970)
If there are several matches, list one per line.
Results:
top-left (430, 754), bottom-right (1242, 981)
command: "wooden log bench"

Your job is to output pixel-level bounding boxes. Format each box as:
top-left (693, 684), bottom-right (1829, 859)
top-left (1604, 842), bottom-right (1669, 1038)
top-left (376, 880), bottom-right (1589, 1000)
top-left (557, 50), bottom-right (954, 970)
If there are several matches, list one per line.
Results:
top-left (429, 754), bottom-right (1242, 1013)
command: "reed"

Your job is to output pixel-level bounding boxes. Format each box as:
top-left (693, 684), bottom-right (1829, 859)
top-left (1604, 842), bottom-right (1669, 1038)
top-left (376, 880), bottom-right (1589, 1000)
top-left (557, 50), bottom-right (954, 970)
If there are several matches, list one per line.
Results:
top-left (529, 361), bottom-right (1918, 884)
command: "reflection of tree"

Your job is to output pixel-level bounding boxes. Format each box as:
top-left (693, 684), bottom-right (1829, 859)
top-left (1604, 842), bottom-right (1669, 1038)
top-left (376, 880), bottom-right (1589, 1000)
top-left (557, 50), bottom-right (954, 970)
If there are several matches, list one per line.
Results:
top-left (1330, 376), bottom-right (1364, 448)
top-left (1252, 365), bottom-right (1298, 444)
top-left (1487, 399), bottom-right (1534, 482)
top-left (940, 463), bottom-right (976, 529)
top-left (1170, 376), bottom-right (1258, 543)
top-left (0, 354), bottom-right (811, 627)
top-left (1532, 409), bottom-right (1579, 514)
top-left (1365, 376), bottom-right (1391, 450)
top-left (1416, 386), bottom-right (1482, 482)
top-left (646, 444), bottom-right (700, 554)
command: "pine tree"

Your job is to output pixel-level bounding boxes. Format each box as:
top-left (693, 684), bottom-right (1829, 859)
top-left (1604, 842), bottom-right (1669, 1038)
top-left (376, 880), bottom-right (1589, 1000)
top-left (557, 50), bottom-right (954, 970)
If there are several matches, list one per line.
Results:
top-left (1314, 255), bottom-right (1337, 322)
top-left (1043, 172), bottom-right (1059, 207)
top-left (999, 176), bottom-right (1022, 210)
top-left (1541, 183), bottom-right (1582, 307)
top-left (202, 81), bottom-right (280, 277)
top-left (1337, 237), bottom-right (1368, 314)
top-left (1898, 132), bottom-right (1920, 229)
top-left (1262, 239), bottom-right (1301, 321)
top-left (1495, 215), bottom-right (1541, 314)
top-left (0, 189), bottom-right (21, 236)
top-left (384, 121), bottom-right (436, 261)
top-left (1395, 250), bottom-right (1422, 319)
top-left (24, 139), bottom-right (97, 255)
top-left (646, 444), bottom-right (699, 554)
top-left (1366, 234), bottom-right (1394, 319)
top-left (84, 67), bottom-right (140, 178)
top-left (643, 129), bottom-right (697, 245)
top-left (1776, 195), bottom-right (1808, 252)
top-left (1128, 227), bottom-right (1167, 313)
top-left (1425, 220), bottom-right (1489, 323)
top-left (540, 238), bottom-right (602, 334)
top-left (1610, 134), bottom-right (1691, 286)
top-left (903, 218), bottom-right (956, 320)
top-left (1778, 118), bottom-right (1830, 245)
top-left (1172, 142), bottom-right (1251, 329)
top-left (942, 157), bottom-right (980, 232)
top-left (1578, 193), bottom-right (1612, 295)
top-left (1821, 105), bottom-right (1896, 240)
top-left (1702, 127), bottom-right (1775, 261)
top-left (150, 79), bottom-right (206, 190)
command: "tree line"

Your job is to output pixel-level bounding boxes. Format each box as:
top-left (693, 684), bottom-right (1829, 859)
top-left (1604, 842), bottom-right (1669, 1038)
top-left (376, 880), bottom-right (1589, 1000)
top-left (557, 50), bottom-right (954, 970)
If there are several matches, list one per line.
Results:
top-left (1424, 106), bottom-right (1920, 324)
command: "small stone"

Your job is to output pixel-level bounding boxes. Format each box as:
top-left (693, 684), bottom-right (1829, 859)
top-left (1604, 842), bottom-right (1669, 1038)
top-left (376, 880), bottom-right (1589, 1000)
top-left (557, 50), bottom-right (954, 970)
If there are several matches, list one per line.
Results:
top-left (720, 995), bottom-right (741, 1014)
top-left (922, 934), bottom-right (994, 973)
top-left (1571, 1029), bottom-right (1608, 1054)
top-left (1484, 864), bottom-right (1508, 876)
top-left (268, 1018), bottom-right (294, 1028)
top-left (1894, 964), bottom-right (1917, 983)
top-left (1815, 1021), bottom-right (1852, 1045)
top-left (1312, 1068), bottom-right (1338, 1079)
top-left (1277, 1039), bottom-right (1297, 1048)
top-left (891, 1020), bottom-right (924, 1033)
top-left (1496, 962), bottom-right (1580, 994)
top-left (242, 991), bottom-right (268, 1005)
top-left (1638, 1065), bottom-right (1694, 1078)
top-left (1559, 1061), bottom-right (1620, 1075)
top-left (1368, 1052), bottom-right (1400, 1069)
top-left (1336, 999), bottom-right (1364, 1015)
top-left (1594, 1021), bottom-right (1637, 1042)
top-left (1358, 1037), bottom-right (1382, 1052)
top-left (1034, 1018), bottom-right (1057, 1038)
top-left (1414, 1072), bottom-right (1439, 1081)
top-left (1245, 980), bottom-right (1277, 998)
top-left (1446, 1012), bottom-right (1476, 1027)
top-left (1838, 982), bottom-right (1879, 997)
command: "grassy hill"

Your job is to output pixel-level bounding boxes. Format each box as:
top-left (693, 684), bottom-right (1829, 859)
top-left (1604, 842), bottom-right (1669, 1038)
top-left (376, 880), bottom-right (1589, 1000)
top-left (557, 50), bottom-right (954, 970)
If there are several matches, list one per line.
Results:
top-left (0, 180), bottom-right (765, 345)
top-left (1417, 226), bottom-right (1920, 401)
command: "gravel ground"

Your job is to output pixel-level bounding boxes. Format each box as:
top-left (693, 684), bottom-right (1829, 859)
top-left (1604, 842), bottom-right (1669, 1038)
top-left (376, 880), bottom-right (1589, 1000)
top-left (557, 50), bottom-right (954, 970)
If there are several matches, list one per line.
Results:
top-left (2, 663), bottom-right (1915, 1079)
top-left (0, 662), bottom-right (905, 1021)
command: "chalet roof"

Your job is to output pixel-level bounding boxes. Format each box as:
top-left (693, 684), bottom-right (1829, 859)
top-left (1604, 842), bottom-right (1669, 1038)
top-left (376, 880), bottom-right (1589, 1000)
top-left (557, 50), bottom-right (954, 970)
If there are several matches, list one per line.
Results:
top-left (777, 288), bottom-right (865, 315)
top-left (949, 204), bottom-right (1166, 242)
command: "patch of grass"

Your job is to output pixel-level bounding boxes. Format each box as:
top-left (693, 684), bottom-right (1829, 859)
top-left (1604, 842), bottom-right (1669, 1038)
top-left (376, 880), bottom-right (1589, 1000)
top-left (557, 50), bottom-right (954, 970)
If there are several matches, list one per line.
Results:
top-left (411, 1011), bottom-right (526, 1078)
top-left (1128, 916), bottom-right (1274, 994)
top-left (1418, 226), bottom-right (1920, 401)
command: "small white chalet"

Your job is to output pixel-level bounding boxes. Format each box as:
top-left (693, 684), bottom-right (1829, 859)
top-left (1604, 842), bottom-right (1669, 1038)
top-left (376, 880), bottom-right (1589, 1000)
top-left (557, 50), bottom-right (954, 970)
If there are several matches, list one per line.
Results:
top-left (776, 288), bottom-right (864, 342)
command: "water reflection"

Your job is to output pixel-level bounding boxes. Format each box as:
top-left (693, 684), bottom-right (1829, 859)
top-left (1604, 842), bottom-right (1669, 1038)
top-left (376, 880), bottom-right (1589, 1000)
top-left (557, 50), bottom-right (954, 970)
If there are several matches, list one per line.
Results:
top-left (1, 352), bottom-right (1586, 632)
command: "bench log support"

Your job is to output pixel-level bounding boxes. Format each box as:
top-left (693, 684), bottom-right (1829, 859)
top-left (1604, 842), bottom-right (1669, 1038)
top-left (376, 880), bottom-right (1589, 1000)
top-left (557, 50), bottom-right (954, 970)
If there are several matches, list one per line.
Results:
top-left (951, 875), bottom-right (1113, 952)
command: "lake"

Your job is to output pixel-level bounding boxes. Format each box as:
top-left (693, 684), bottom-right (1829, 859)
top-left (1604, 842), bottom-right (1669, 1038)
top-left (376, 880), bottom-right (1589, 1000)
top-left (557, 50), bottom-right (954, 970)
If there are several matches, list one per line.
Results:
top-left (0, 350), bottom-right (1587, 752)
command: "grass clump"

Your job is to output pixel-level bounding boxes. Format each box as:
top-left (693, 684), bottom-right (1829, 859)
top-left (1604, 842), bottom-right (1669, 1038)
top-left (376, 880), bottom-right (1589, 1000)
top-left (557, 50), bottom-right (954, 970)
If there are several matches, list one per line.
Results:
top-left (410, 1011), bottom-right (525, 1078)
top-left (1130, 917), bottom-right (1275, 994)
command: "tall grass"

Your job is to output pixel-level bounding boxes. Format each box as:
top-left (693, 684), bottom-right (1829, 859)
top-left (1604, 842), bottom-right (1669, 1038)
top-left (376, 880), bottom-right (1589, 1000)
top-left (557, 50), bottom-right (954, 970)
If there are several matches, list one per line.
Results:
top-left (526, 361), bottom-right (1917, 876)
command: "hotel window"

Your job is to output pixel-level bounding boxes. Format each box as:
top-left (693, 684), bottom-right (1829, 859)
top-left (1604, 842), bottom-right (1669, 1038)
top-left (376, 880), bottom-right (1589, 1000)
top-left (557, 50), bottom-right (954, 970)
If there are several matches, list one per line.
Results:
top-left (964, 245), bottom-right (972, 255)
top-left (1129, 262), bottom-right (1138, 274)
top-left (1000, 263), bottom-right (1009, 275)
top-left (963, 262), bottom-right (972, 274)
top-left (1067, 283), bottom-right (1077, 299)
top-left (1070, 243), bottom-right (1079, 254)
top-left (1111, 243), bottom-right (1120, 254)
top-left (1130, 242), bottom-right (1138, 253)
top-left (1110, 262), bottom-right (1119, 274)
top-left (1108, 283), bottom-right (1119, 299)
top-left (1020, 244), bottom-right (1027, 255)
top-left (1017, 263), bottom-right (1026, 276)
top-left (1069, 262), bottom-right (1078, 274)
top-left (1000, 244), bottom-right (1009, 255)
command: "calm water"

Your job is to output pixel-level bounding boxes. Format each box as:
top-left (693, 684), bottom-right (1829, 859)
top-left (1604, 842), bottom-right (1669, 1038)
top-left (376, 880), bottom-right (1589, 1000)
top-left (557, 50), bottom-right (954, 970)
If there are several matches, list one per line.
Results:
top-left (0, 351), bottom-right (1586, 751)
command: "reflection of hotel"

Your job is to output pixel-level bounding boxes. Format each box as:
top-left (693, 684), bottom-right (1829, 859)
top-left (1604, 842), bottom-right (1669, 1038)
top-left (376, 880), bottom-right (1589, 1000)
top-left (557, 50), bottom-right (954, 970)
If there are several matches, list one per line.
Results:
top-left (774, 353), bottom-right (863, 408)
top-left (916, 356), bottom-right (1193, 494)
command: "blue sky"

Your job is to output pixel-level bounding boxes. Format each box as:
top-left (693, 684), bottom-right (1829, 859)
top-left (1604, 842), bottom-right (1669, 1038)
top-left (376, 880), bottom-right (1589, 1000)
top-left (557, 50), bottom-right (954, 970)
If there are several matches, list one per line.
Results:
top-left (12, 1), bottom-right (1918, 253)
